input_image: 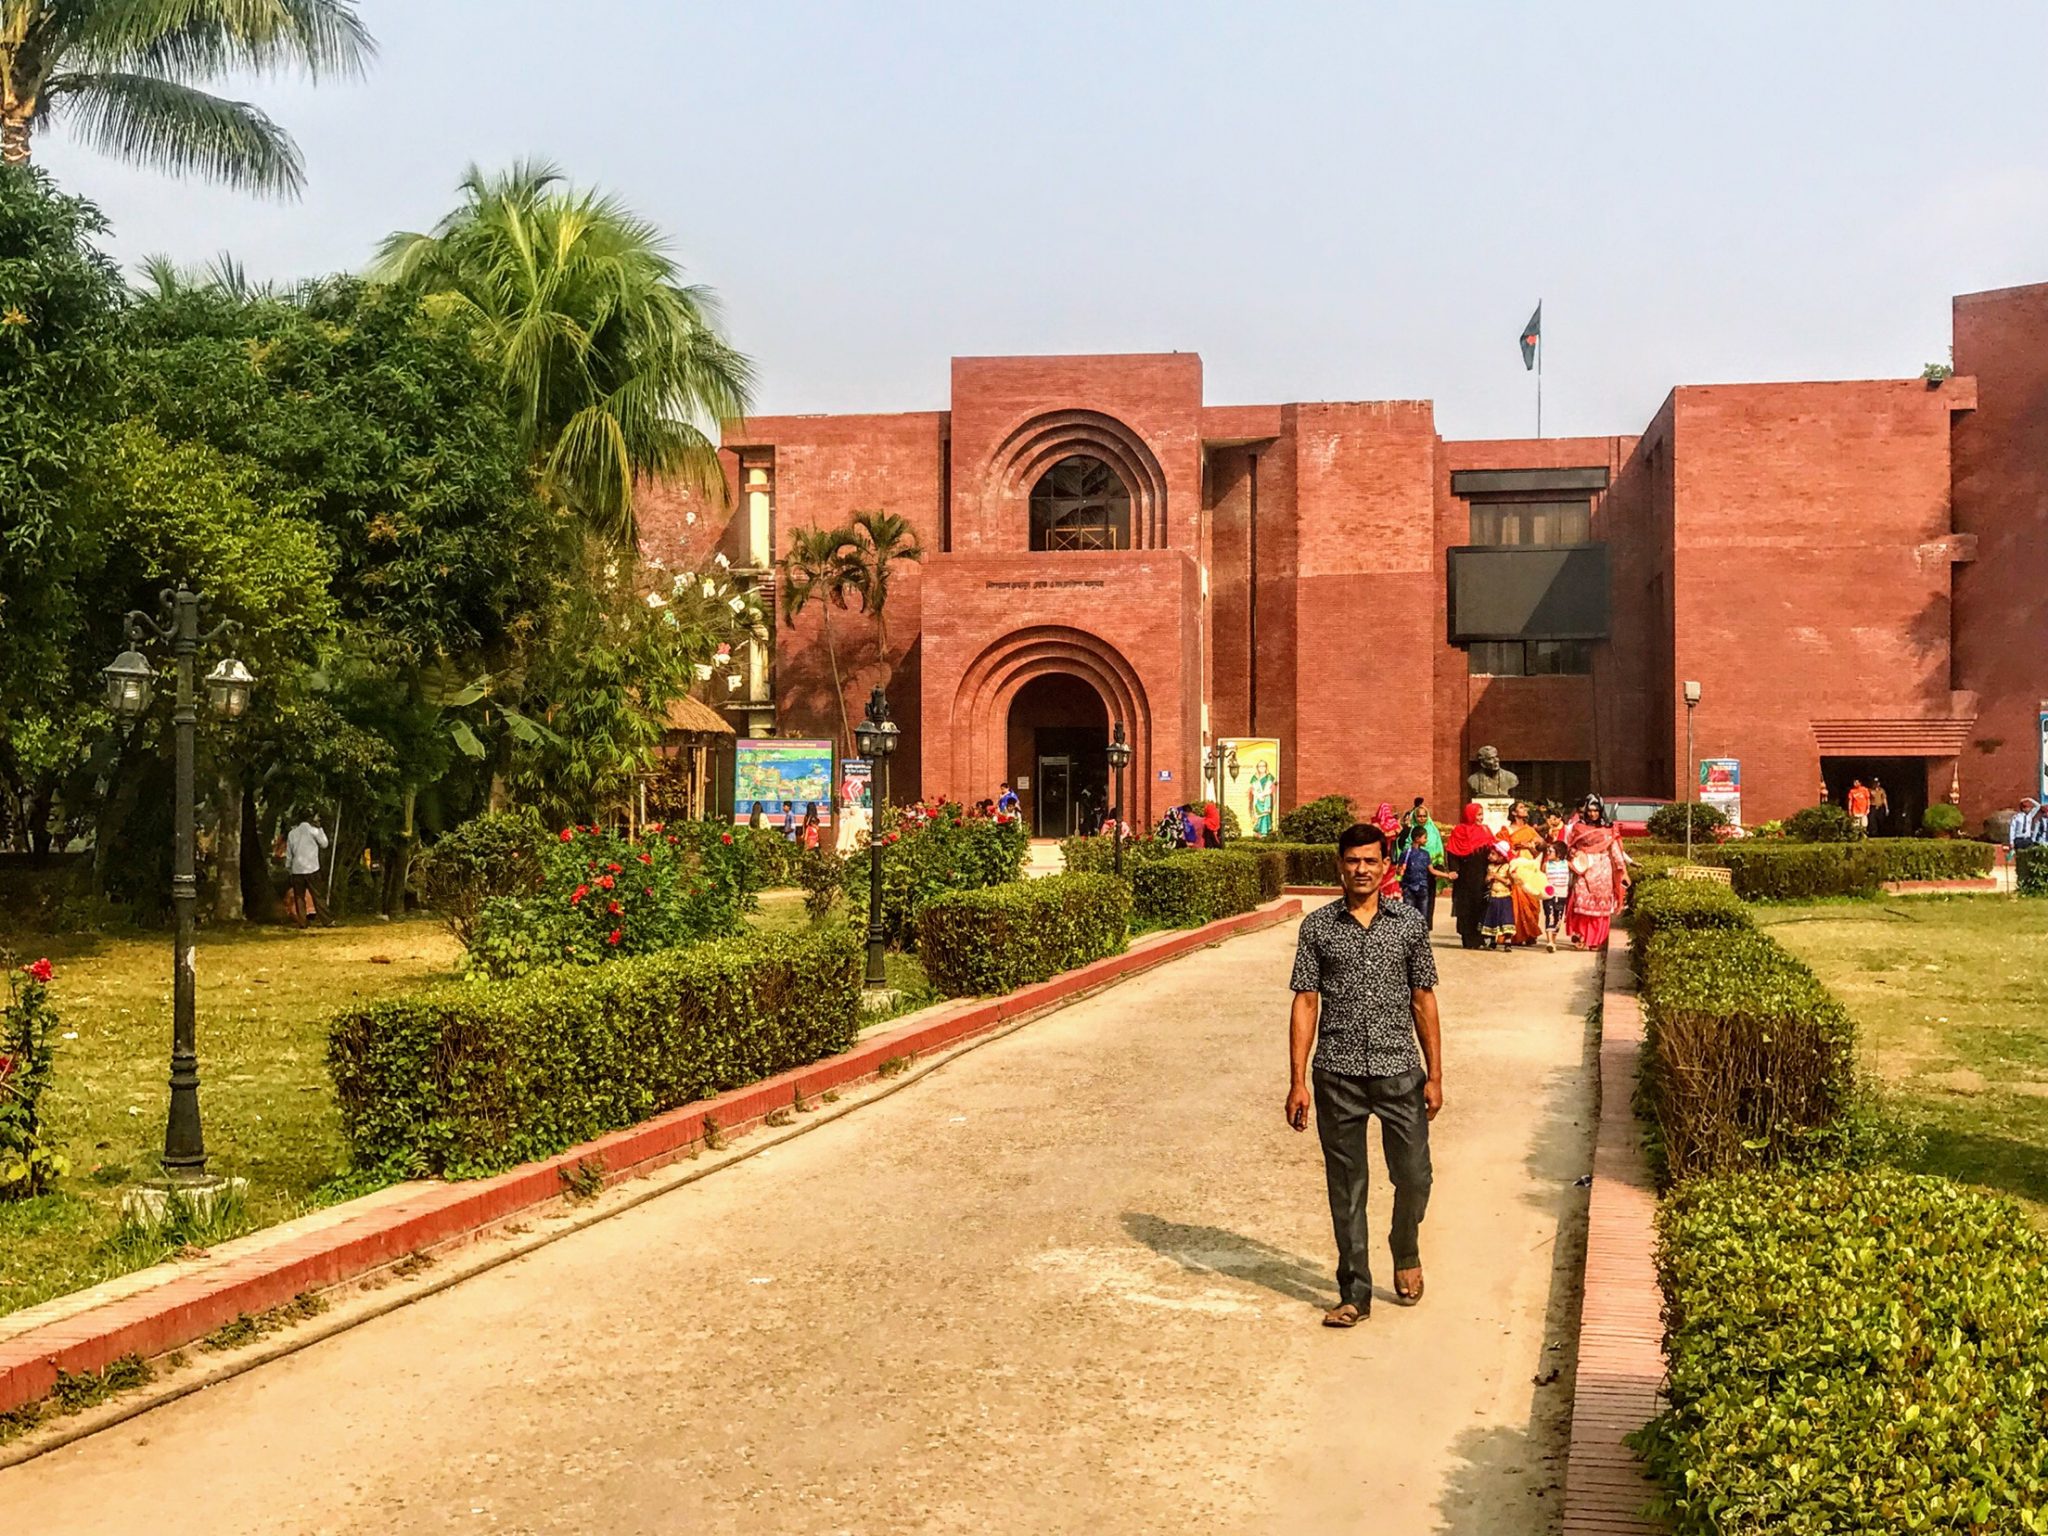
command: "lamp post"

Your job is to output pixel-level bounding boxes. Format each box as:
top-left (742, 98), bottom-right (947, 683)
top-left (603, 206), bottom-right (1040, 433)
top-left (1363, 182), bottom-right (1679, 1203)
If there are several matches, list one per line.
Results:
top-left (1682, 680), bottom-right (1702, 864)
top-left (1105, 720), bottom-right (1133, 877)
top-left (102, 584), bottom-right (253, 1187)
top-left (852, 684), bottom-right (899, 990)
top-left (1203, 741), bottom-right (1238, 807)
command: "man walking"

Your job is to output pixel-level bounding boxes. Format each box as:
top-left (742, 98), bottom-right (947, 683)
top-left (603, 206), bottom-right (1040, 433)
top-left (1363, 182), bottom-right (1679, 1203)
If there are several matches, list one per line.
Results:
top-left (284, 811), bottom-right (330, 929)
top-left (1286, 821), bottom-right (1444, 1327)
top-left (1847, 778), bottom-right (1872, 836)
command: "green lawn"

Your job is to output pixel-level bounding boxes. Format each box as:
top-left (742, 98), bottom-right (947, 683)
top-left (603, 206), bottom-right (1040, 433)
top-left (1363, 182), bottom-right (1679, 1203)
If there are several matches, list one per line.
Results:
top-left (0, 916), bottom-right (463, 1318)
top-left (1, 894), bottom-right (930, 1318)
top-left (1757, 898), bottom-right (2048, 1223)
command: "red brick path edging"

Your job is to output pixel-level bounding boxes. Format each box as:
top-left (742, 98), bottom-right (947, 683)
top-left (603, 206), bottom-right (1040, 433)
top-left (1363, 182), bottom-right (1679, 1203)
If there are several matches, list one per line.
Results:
top-left (1881, 878), bottom-right (1999, 894)
top-left (0, 900), bottom-right (1301, 1417)
top-left (1561, 940), bottom-right (1667, 1534)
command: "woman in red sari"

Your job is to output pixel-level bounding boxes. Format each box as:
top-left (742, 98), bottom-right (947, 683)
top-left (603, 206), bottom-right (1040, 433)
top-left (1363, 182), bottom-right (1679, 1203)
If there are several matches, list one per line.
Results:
top-left (1565, 795), bottom-right (1629, 948)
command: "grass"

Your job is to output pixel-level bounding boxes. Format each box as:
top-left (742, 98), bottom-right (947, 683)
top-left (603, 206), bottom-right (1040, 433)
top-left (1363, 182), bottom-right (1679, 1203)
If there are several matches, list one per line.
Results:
top-left (1756, 897), bottom-right (2048, 1224)
top-left (0, 916), bottom-right (462, 1319)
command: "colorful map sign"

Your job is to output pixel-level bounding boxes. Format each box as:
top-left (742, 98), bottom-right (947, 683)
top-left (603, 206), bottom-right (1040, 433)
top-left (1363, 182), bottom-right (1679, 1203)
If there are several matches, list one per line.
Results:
top-left (734, 740), bottom-right (834, 826)
top-left (1698, 757), bottom-right (1741, 826)
top-left (1221, 738), bottom-right (1282, 839)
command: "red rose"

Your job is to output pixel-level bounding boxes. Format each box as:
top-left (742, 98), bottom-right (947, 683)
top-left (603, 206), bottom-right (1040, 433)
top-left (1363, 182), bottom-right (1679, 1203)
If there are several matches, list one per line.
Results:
top-left (25, 957), bottom-right (52, 984)
top-left (606, 929), bottom-right (622, 946)
top-left (885, 832), bottom-right (900, 844)
top-left (598, 874), bottom-right (615, 890)
top-left (606, 862), bottom-right (623, 874)
top-left (570, 884), bottom-right (589, 905)
top-left (559, 828), bottom-right (575, 842)
top-left (647, 821), bottom-right (664, 833)
top-left (608, 900), bottom-right (622, 916)
top-left (638, 853), bottom-right (653, 864)
top-left (644, 887), bottom-right (654, 896)
top-left (720, 833), bottom-right (733, 845)
top-left (0, 1054), bottom-right (14, 1084)
top-left (587, 860), bottom-right (598, 871)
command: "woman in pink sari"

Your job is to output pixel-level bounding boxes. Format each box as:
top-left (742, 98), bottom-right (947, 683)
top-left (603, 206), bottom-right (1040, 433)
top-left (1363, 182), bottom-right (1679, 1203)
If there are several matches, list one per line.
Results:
top-left (1565, 795), bottom-right (1629, 949)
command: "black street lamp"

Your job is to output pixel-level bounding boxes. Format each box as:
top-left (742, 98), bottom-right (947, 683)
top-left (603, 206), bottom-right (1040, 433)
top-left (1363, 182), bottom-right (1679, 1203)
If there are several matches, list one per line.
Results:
top-left (852, 684), bottom-right (899, 990)
top-left (1105, 720), bottom-right (1133, 876)
top-left (103, 584), bottom-right (253, 1186)
top-left (1203, 741), bottom-right (1238, 806)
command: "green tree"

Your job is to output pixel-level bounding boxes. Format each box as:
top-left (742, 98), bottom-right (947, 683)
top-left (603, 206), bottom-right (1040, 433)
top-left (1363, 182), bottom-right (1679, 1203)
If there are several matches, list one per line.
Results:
top-left (778, 523), bottom-right (860, 752)
top-left (374, 162), bottom-right (753, 545)
top-left (844, 509), bottom-right (924, 681)
top-left (0, 0), bottom-right (373, 193)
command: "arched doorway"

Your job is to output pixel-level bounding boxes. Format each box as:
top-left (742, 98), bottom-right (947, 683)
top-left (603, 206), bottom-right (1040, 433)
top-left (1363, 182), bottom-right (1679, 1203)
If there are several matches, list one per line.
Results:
top-left (1007, 674), bottom-right (1109, 837)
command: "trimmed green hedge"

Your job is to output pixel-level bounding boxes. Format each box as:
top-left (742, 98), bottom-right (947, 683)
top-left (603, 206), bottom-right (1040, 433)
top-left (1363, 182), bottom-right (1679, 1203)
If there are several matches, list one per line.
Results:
top-left (327, 927), bottom-right (861, 1178)
top-left (1260, 841), bottom-right (1338, 886)
top-left (1057, 833), bottom-right (1169, 875)
top-left (1628, 838), bottom-right (1994, 898)
top-left (1869, 837), bottom-right (1995, 881)
top-left (1131, 849), bottom-right (1262, 927)
top-left (1629, 875), bottom-right (1751, 947)
top-left (1636, 1167), bottom-right (2048, 1534)
top-left (1638, 927), bottom-right (1858, 1183)
top-left (915, 873), bottom-right (1131, 997)
top-left (2020, 845), bottom-right (2048, 896)
top-left (1246, 846), bottom-right (1287, 902)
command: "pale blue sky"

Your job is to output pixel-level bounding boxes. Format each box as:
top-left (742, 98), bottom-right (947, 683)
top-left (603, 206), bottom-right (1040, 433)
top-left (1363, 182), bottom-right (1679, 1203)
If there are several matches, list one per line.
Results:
top-left (39, 1), bottom-right (2048, 439)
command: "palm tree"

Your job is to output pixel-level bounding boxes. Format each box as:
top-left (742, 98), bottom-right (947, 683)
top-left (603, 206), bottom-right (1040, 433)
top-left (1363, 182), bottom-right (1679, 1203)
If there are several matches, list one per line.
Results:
top-left (375, 162), bottom-right (753, 548)
top-left (844, 509), bottom-right (924, 681)
top-left (778, 523), bottom-right (860, 751)
top-left (1, 0), bottom-right (373, 194)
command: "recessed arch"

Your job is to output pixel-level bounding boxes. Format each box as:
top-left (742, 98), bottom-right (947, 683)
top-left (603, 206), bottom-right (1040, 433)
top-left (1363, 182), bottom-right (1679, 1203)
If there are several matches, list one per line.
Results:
top-left (984, 409), bottom-right (1169, 549)
top-left (950, 626), bottom-right (1153, 816)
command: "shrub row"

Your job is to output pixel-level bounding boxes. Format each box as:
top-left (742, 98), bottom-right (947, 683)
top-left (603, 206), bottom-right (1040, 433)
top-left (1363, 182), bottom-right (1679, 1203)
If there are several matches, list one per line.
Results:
top-left (1131, 849), bottom-right (1263, 928)
top-left (915, 873), bottom-right (1131, 997)
top-left (1637, 925), bottom-right (1858, 1183)
top-left (1060, 836), bottom-right (1289, 902)
top-left (1264, 841), bottom-right (1339, 886)
top-left (1636, 1167), bottom-right (2048, 1534)
top-left (327, 927), bottom-right (861, 1178)
top-left (839, 806), bottom-right (1029, 948)
top-left (1628, 838), bottom-right (1993, 899)
top-left (1628, 874), bottom-right (1750, 947)
top-left (2018, 844), bottom-right (2048, 896)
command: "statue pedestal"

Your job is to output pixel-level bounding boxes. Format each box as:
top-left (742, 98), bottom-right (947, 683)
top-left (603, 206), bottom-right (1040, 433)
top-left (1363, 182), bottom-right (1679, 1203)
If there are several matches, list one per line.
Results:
top-left (1475, 797), bottom-right (1516, 835)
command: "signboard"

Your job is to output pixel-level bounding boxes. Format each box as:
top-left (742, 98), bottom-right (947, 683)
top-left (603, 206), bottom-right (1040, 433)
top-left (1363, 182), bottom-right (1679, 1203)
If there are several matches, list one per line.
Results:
top-left (1219, 738), bottom-right (1282, 839)
top-left (734, 740), bottom-right (834, 826)
top-left (839, 759), bottom-right (871, 812)
top-left (1698, 757), bottom-right (1742, 827)
top-left (2039, 707), bottom-right (2047, 802)
top-left (1157, 768), bottom-right (1173, 782)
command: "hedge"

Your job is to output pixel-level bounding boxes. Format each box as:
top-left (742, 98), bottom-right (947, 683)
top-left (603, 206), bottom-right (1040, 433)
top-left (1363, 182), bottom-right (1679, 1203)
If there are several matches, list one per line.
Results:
top-left (1245, 846), bottom-right (1287, 902)
top-left (1628, 874), bottom-right (1751, 947)
top-left (915, 873), bottom-right (1131, 997)
top-left (1131, 849), bottom-right (1262, 927)
top-left (327, 927), bottom-right (861, 1178)
top-left (2021, 845), bottom-right (2048, 896)
top-left (1637, 927), bottom-right (1858, 1183)
top-left (1262, 841), bottom-right (1339, 886)
top-left (1057, 834), bottom-right (1167, 875)
top-left (1628, 838), bottom-right (1994, 896)
top-left (1636, 1167), bottom-right (2048, 1534)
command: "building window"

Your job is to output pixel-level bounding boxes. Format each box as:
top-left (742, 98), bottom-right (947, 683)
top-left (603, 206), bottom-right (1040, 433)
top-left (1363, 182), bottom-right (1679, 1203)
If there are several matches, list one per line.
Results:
top-left (1467, 498), bottom-right (1592, 546)
top-left (1030, 455), bottom-right (1131, 551)
top-left (1500, 760), bottom-right (1592, 806)
top-left (1468, 639), bottom-right (1594, 676)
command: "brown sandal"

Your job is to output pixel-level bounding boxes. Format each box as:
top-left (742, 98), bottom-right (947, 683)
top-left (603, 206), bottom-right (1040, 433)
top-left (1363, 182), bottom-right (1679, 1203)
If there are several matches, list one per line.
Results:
top-left (1322, 1302), bottom-right (1367, 1328)
top-left (1394, 1270), bottom-right (1424, 1306)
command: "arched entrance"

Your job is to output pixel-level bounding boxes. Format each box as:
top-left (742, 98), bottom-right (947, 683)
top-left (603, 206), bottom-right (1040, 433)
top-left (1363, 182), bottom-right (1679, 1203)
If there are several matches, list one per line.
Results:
top-left (1007, 674), bottom-right (1109, 837)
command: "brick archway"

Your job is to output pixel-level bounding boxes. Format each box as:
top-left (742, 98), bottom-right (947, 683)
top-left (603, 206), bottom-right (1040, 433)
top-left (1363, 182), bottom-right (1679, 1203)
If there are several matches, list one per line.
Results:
top-left (950, 627), bottom-right (1155, 822)
top-left (983, 409), bottom-right (1170, 549)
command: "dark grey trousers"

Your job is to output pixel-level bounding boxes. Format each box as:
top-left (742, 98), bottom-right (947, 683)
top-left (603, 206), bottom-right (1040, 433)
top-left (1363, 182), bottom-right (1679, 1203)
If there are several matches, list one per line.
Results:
top-left (1313, 1067), bottom-right (1433, 1309)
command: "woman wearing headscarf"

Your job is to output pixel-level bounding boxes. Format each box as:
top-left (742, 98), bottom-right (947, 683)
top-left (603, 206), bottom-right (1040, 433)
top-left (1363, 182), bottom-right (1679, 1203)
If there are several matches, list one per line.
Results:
top-left (1565, 795), bottom-right (1630, 949)
top-left (1442, 802), bottom-right (1499, 950)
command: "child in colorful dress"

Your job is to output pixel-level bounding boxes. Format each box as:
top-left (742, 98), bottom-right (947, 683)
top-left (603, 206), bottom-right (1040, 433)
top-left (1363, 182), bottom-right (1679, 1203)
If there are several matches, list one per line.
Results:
top-left (1541, 841), bottom-right (1572, 952)
top-left (1482, 845), bottom-right (1517, 949)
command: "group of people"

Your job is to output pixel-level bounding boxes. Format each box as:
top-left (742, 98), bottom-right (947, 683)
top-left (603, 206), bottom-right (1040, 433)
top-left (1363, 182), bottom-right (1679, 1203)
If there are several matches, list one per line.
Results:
top-left (1156, 801), bottom-right (1223, 848)
top-left (1382, 795), bottom-right (1630, 952)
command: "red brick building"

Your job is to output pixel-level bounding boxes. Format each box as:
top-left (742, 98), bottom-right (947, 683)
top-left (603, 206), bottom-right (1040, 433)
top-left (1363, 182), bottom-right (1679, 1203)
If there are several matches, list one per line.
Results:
top-left (639, 283), bottom-right (2048, 837)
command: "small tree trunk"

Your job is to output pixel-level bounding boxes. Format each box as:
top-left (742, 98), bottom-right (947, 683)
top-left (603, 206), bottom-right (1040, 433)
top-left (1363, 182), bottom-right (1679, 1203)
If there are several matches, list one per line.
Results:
top-left (820, 603), bottom-right (852, 752)
top-left (1, 113), bottom-right (30, 168)
top-left (381, 786), bottom-right (418, 918)
top-left (213, 763), bottom-right (244, 920)
top-left (241, 787), bottom-right (281, 923)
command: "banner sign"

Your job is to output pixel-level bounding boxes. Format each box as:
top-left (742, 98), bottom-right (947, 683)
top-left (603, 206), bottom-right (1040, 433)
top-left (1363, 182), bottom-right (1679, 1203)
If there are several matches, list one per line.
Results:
top-left (839, 759), bottom-right (872, 812)
top-left (1698, 757), bottom-right (1742, 827)
top-left (1220, 738), bottom-right (1282, 838)
top-left (734, 740), bottom-right (834, 826)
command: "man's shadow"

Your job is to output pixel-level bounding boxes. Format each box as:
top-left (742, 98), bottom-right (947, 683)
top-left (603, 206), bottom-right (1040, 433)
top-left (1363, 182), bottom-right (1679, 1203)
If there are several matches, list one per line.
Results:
top-left (1122, 1213), bottom-right (1332, 1307)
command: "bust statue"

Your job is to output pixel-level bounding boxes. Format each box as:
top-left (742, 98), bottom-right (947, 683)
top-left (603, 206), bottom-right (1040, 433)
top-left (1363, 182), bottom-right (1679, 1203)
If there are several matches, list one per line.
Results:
top-left (1467, 745), bottom-right (1519, 798)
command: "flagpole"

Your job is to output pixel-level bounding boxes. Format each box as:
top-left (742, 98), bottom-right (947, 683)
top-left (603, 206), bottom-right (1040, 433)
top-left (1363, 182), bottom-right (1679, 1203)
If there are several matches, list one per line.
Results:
top-left (1536, 312), bottom-right (1543, 438)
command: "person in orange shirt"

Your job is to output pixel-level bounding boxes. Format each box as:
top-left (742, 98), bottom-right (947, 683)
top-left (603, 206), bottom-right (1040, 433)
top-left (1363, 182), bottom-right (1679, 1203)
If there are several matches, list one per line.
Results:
top-left (1847, 779), bottom-right (1872, 835)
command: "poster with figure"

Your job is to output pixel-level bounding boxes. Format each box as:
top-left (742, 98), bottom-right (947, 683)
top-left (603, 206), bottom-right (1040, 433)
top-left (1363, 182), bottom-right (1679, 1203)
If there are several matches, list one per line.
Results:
top-left (840, 759), bottom-right (872, 812)
top-left (1698, 758), bottom-right (1742, 827)
top-left (1220, 738), bottom-right (1282, 838)
top-left (733, 740), bottom-right (834, 826)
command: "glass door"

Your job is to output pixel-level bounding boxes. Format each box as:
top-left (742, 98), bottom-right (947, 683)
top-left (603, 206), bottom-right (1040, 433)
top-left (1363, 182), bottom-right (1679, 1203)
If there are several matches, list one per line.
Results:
top-left (1036, 755), bottom-right (1073, 837)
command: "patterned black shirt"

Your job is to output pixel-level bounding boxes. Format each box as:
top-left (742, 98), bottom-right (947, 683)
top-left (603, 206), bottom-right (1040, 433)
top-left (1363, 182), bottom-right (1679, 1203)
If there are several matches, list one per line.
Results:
top-left (1289, 897), bottom-right (1438, 1078)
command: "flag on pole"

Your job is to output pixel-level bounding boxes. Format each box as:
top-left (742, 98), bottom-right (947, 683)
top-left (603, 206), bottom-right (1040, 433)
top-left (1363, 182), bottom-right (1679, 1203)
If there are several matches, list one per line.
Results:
top-left (1520, 303), bottom-right (1542, 370)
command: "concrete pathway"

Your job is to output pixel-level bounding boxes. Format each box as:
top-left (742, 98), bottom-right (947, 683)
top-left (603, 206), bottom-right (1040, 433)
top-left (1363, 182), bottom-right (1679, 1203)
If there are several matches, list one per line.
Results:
top-left (0, 919), bottom-right (1599, 1535)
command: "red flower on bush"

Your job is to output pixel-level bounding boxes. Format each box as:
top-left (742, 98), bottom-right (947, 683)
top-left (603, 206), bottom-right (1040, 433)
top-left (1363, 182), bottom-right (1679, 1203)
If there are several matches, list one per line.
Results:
top-left (598, 874), bottom-right (615, 890)
top-left (606, 929), bottom-right (622, 946)
top-left (644, 887), bottom-right (654, 896)
top-left (606, 862), bottom-right (623, 874)
top-left (607, 900), bottom-right (622, 916)
top-left (559, 827), bottom-right (575, 842)
top-left (570, 884), bottom-right (590, 905)
top-left (638, 852), bottom-right (653, 865)
top-left (885, 832), bottom-right (900, 844)
top-left (23, 957), bottom-right (53, 984)
top-left (647, 821), bottom-right (664, 834)
top-left (719, 833), bottom-right (732, 845)
top-left (0, 1053), bottom-right (14, 1085)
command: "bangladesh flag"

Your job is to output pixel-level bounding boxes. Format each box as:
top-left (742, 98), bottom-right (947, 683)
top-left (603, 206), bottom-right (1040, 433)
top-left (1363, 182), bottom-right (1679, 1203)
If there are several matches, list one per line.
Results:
top-left (1520, 303), bottom-right (1542, 370)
